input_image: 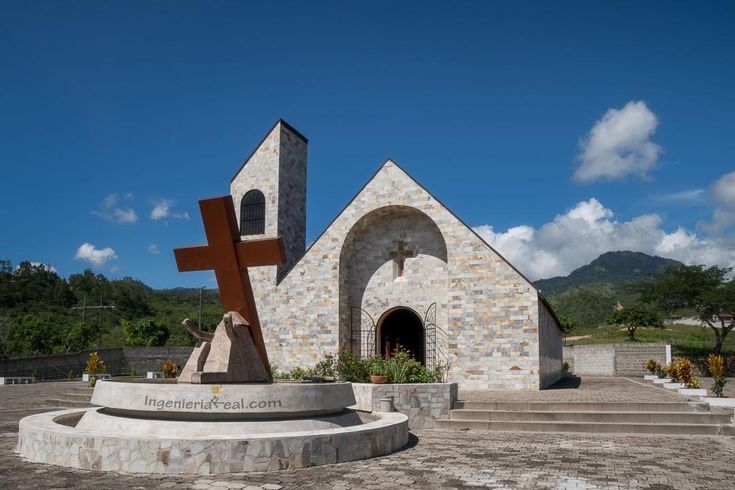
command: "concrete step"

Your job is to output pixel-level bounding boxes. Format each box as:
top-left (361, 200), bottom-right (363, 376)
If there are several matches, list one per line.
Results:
top-left (47, 398), bottom-right (97, 408)
top-left (59, 392), bottom-right (93, 402)
top-left (71, 386), bottom-right (95, 393)
top-left (452, 401), bottom-right (711, 412)
top-left (449, 409), bottom-right (733, 425)
top-left (434, 419), bottom-right (735, 436)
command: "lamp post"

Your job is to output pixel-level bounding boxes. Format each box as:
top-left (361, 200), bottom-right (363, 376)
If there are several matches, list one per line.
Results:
top-left (198, 285), bottom-right (206, 330)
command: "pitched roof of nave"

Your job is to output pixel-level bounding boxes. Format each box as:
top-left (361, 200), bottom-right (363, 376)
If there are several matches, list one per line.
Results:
top-left (298, 157), bottom-right (538, 290)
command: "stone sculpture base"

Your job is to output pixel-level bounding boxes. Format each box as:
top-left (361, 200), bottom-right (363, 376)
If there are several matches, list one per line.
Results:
top-left (178, 311), bottom-right (270, 384)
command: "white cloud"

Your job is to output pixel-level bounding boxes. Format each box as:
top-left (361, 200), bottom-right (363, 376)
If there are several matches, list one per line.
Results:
top-left (713, 171), bottom-right (735, 207)
top-left (74, 243), bottom-right (117, 268)
top-left (654, 188), bottom-right (705, 203)
top-left (93, 193), bottom-right (138, 223)
top-left (150, 199), bottom-right (189, 221)
top-left (474, 198), bottom-right (735, 281)
top-left (699, 170), bottom-right (735, 234)
top-left (147, 243), bottom-right (160, 255)
top-left (574, 101), bottom-right (662, 182)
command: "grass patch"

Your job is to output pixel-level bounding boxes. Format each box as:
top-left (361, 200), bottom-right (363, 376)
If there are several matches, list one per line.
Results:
top-left (564, 323), bottom-right (735, 355)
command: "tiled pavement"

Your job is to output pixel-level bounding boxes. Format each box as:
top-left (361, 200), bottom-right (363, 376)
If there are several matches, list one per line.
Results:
top-left (1, 380), bottom-right (735, 489)
top-left (460, 376), bottom-right (693, 403)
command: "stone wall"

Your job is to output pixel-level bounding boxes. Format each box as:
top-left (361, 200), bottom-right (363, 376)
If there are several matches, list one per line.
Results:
top-left (340, 206), bottom-right (449, 363)
top-left (614, 343), bottom-right (669, 376)
top-left (0, 347), bottom-right (193, 380)
top-left (563, 343), bottom-right (668, 376)
top-left (538, 300), bottom-right (563, 388)
top-left (351, 382), bottom-right (457, 429)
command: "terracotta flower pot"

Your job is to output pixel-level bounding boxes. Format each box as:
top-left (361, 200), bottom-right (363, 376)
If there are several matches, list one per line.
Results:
top-left (370, 375), bottom-right (388, 384)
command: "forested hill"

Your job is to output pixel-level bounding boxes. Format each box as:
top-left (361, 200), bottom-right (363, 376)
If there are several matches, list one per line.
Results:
top-left (0, 260), bottom-right (223, 360)
top-left (534, 251), bottom-right (683, 296)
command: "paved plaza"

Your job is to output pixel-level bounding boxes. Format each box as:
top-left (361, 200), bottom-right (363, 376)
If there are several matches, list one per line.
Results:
top-left (1, 379), bottom-right (734, 489)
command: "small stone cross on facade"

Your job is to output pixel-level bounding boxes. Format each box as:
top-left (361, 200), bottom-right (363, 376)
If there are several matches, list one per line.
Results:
top-left (389, 240), bottom-right (415, 278)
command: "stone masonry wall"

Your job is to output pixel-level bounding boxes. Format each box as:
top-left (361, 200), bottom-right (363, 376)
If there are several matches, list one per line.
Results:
top-left (614, 343), bottom-right (668, 376)
top-left (0, 347), bottom-right (193, 379)
top-left (538, 300), bottom-right (563, 388)
top-left (563, 343), bottom-right (668, 376)
top-left (340, 206), bottom-right (449, 362)
top-left (351, 382), bottom-right (458, 429)
top-left (563, 344), bottom-right (615, 376)
top-left (251, 160), bottom-right (554, 390)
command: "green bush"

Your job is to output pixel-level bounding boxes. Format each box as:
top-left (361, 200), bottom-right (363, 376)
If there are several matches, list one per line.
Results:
top-left (313, 354), bottom-right (335, 377)
top-left (384, 348), bottom-right (436, 383)
top-left (335, 351), bottom-right (370, 383)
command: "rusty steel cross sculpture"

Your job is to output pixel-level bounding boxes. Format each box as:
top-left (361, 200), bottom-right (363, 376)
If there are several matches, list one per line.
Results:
top-left (173, 195), bottom-right (284, 377)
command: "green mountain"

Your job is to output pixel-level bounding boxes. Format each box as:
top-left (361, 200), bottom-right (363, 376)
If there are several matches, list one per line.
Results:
top-left (534, 251), bottom-right (683, 296)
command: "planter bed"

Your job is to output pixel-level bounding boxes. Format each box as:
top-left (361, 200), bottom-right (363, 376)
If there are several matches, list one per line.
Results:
top-left (350, 382), bottom-right (457, 429)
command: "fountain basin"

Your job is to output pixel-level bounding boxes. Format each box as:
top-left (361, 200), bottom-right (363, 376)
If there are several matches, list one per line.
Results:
top-left (90, 379), bottom-right (356, 419)
top-left (18, 380), bottom-right (409, 474)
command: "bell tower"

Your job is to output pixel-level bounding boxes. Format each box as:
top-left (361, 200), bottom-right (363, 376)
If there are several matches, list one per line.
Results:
top-left (230, 119), bottom-right (307, 286)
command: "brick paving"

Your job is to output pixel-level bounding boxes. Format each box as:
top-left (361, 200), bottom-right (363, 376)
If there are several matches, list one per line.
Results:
top-left (460, 376), bottom-right (693, 403)
top-left (1, 380), bottom-right (735, 489)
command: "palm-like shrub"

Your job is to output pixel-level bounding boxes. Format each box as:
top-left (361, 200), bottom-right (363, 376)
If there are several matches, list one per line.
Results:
top-left (707, 354), bottom-right (727, 398)
top-left (84, 351), bottom-right (106, 375)
top-left (161, 361), bottom-right (179, 378)
top-left (644, 359), bottom-right (658, 374)
top-left (675, 358), bottom-right (694, 387)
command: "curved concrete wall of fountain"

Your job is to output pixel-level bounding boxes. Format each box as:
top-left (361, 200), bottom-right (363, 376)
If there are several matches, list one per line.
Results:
top-left (90, 379), bottom-right (356, 420)
top-left (17, 380), bottom-right (409, 474)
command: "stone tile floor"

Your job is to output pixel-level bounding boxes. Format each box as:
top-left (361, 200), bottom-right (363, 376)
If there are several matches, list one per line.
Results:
top-left (460, 376), bottom-right (693, 403)
top-left (1, 379), bottom-right (734, 489)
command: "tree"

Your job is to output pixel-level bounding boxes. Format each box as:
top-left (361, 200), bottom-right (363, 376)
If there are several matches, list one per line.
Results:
top-left (121, 319), bottom-right (169, 347)
top-left (557, 315), bottom-right (577, 346)
top-left (696, 282), bottom-right (735, 354)
top-left (636, 265), bottom-right (734, 353)
top-left (10, 313), bottom-right (63, 357)
top-left (64, 321), bottom-right (97, 353)
top-left (607, 304), bottom-right (662, 341)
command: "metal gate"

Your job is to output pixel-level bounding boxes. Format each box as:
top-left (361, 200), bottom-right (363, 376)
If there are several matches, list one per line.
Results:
top-left (424, 302), bottom-right (447, 370)
top-left (351, 303), bottom-right (446, 368)
top-left (350, 307), bottom-right (375, 359)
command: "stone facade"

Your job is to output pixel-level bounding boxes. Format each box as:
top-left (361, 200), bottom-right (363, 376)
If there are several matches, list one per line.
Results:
top-left (351, 382), bottom-right (457, 428)
top-left (230, 121), bottom-right (563, 390)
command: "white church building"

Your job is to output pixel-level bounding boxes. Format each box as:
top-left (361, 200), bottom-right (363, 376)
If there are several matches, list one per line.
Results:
top-left (230, 119), bottom-right (563, 390)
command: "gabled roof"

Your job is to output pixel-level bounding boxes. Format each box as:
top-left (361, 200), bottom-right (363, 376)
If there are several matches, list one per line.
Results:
top-left (295, 158), bottom-right (537, 292)
top-left (230, 118), bottom-right (308, 183)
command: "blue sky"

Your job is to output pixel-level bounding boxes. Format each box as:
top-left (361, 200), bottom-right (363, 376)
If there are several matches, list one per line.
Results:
top-left (1, 1), bottom-right (734, 287)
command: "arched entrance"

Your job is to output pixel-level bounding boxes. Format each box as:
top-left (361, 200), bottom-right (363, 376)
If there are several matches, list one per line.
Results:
top-left (377, 307), bottom-right (425, 365)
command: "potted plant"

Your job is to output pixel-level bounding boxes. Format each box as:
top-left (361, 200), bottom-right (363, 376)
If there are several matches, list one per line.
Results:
top-left (369, 357), bottom-right (388, 384)
top-left (644, 359), bottom-right (659, 380)
top-left (161, 361), bottom-right (179, 379)
top-left (83, 351), bottom-right (108, 385)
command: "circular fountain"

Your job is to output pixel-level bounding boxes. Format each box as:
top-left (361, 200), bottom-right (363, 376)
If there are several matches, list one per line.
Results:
top-left (17, 195), bottom-right (408, 474)
top-left (18, 379), bottom-right (408, 474)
